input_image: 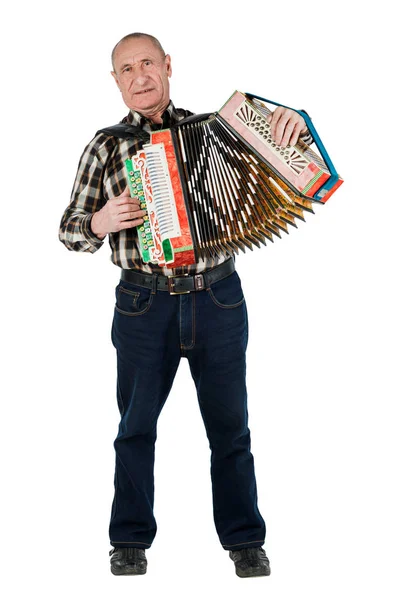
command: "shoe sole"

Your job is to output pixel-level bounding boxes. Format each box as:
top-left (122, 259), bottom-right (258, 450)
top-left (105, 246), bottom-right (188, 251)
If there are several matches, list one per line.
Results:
top-left (111, 566), bottom-right (147, 576)
top-left (236, 566), bottom-right (271, 577)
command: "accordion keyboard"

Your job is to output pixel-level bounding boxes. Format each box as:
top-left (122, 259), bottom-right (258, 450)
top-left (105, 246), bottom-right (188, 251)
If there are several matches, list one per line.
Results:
top-left (126, 160), bottom-right (155, 260)
top-left (144, 143), bottom-right (181, 239)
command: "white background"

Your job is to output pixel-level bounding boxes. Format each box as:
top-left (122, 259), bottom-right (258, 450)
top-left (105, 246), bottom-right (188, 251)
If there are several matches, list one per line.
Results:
top-left (1, 0), bottom-right (399, 598)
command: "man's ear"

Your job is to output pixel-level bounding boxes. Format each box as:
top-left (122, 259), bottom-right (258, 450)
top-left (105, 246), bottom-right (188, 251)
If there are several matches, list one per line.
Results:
top-left (165, 54), bottom-right (172, 78)
top-left (111, 71), bottom-right (121, 91)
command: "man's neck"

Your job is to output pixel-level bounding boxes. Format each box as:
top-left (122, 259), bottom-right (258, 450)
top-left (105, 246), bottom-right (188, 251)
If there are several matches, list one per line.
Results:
top-left (149, 115), bottom-right (163, 124)
top-left (139, 100), bottom-right (170, 125)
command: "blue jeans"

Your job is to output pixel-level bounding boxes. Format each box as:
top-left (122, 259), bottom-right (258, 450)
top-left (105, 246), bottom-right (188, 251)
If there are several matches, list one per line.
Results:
top-left (109, 267), bottom-right (266, 551)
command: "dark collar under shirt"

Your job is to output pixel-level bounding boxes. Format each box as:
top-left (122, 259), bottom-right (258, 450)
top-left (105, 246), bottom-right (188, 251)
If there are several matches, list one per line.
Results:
top-left (121, 101), bottom-right (183, 132)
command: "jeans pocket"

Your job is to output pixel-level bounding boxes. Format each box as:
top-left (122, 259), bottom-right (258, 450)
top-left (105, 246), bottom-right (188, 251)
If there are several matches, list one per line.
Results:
top-left (207, 271), bottom-right (245, 309)
top-left (115, 281), bottom-right (154, 316)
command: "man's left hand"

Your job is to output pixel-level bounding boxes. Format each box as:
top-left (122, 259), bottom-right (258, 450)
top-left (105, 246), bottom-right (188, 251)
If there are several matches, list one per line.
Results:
top-left (266, 106), bottom-right (307, 147)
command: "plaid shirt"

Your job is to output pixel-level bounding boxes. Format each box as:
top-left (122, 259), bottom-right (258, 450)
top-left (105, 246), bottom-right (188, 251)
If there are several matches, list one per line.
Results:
top-left (59, 101), bottom-right (234, 275)
top-left (59, 100), bottom-right (313, 275)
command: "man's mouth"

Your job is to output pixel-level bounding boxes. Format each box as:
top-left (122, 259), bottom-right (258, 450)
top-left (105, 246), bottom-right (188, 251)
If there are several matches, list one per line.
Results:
top-left (134, 88), bottom-right (153, 95)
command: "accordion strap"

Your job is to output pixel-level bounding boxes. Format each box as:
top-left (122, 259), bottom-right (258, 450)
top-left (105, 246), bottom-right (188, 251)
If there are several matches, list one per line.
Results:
top-left (171, 112), bottom-right (213, 127)
top-left (95, 113), bottom-right (213, 140)
top-left (245, 92), bottom-right (339, 193)
top-left (95, 124), bottom-right (150, 142)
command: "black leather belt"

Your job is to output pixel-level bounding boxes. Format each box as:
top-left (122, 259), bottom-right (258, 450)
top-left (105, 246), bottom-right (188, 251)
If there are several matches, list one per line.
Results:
top-left (120, 258), bottom-right (235, 295)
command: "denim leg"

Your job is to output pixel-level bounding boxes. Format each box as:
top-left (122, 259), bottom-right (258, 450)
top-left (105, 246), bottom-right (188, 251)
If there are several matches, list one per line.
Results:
top-left (109, 281), bottom-right (181, 549)
top-left (187, 272), bottom-right (266, 550)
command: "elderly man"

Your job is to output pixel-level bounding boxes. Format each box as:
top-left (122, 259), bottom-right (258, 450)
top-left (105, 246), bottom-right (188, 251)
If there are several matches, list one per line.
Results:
top-left (59, 32), bottom-right (309, 578)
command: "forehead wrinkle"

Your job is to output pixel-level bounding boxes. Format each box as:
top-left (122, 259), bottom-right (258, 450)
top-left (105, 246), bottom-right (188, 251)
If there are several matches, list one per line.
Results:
top-left (115, 43), bottom-right (162, 62)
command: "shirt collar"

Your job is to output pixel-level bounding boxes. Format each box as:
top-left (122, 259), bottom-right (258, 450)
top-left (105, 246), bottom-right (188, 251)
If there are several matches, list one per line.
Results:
top-left (122, 101), bottom-right (180, 132)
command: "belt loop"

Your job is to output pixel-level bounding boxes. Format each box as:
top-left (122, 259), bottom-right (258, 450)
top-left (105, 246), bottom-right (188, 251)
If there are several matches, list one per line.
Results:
top-left (151, 273), bottom-right (158, 294)
top-left (194, 274), bottom-right (205, 291)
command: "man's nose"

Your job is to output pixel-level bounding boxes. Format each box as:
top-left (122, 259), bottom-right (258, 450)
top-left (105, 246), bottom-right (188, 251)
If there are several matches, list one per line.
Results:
top-left (132, 70), bottom-right (148, 85)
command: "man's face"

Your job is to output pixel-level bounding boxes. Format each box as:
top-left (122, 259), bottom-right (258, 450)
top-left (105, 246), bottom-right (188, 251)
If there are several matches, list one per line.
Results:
top-left (111, 37), bottom-right (172, 118)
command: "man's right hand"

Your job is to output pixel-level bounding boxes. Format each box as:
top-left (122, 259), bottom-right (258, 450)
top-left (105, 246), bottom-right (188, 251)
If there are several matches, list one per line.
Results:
top-left (91, 186), bottom-right (147, 240)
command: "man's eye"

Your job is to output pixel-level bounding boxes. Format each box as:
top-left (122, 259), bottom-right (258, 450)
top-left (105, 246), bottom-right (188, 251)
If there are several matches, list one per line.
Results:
top-left (144, 61), bottom-right (152, 66)
top-left (123, 67), bottom-right (131, 73)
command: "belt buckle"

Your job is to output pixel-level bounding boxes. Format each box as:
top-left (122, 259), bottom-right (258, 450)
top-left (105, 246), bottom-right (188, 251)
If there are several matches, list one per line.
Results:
top-left (167, 274), bottom-right (190, 295)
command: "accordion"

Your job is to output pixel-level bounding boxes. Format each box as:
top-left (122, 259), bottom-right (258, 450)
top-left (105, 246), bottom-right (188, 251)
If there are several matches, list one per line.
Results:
top-left (123, 91), bottom-right (343, 268)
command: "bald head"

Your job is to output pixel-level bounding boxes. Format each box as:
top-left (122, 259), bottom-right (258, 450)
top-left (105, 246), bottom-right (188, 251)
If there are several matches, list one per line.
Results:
top-left (111, 32), bottom-right (165, 71)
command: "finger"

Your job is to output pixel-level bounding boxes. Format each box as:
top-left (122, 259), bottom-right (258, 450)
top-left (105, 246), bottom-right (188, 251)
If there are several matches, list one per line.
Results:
top-left (273, 114), bottom-right (291, 146)
top-left (118, 185), bottom-right (131, 198)
top-left (280, 121), bottom-right (297, 148)
top-left (118, 218), bottom-right (145, 230)
top-left (268, 107), bottom-right (283, 140)
top-left (115, 196), bottom-right (142, 207)
top-left (117, 198), bottom-right (142, 211)
top-left (119, 209), bottom-right (147, 221)
top-left (288, 122), bottom-right (302, 147)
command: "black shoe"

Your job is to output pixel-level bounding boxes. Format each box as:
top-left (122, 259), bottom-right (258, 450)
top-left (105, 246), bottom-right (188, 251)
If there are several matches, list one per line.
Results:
top-left (229, 547), bottom-right (271, 578)
top-left (109, 547), bottom-right (147, 576)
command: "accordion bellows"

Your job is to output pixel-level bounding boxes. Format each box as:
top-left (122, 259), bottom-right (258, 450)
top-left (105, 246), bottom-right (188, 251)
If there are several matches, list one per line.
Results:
top-left (125, 91), bottom-right (343, 268)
